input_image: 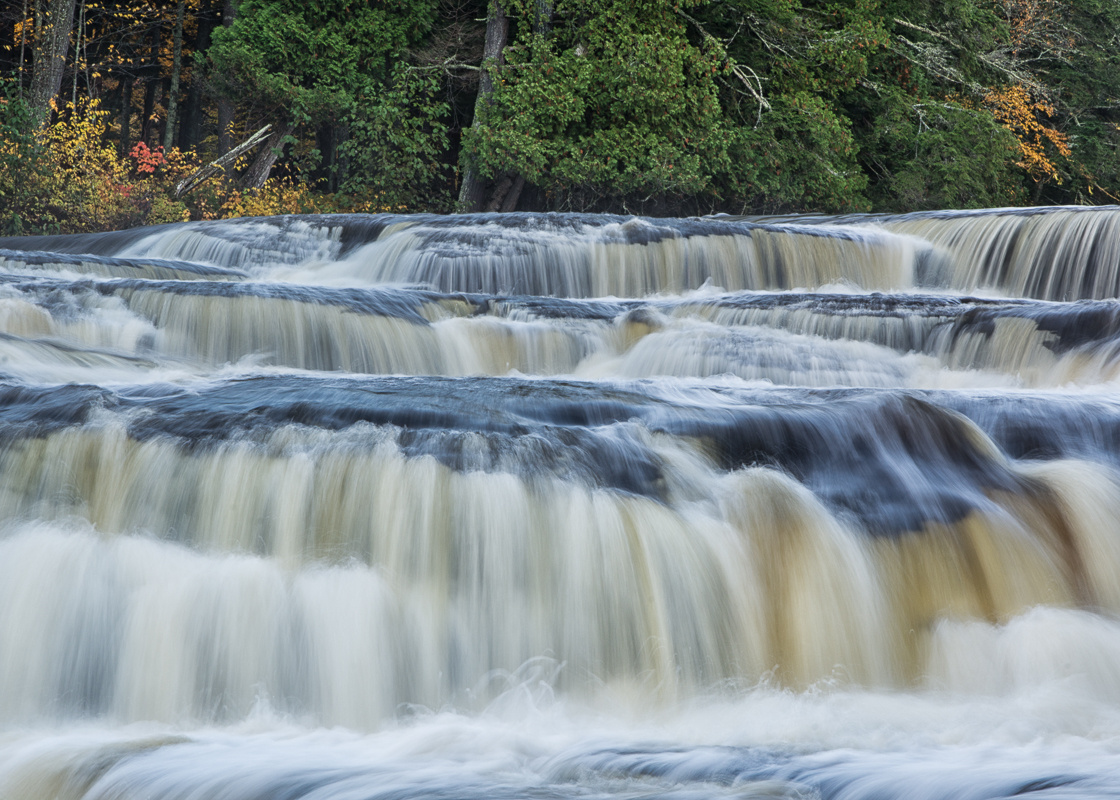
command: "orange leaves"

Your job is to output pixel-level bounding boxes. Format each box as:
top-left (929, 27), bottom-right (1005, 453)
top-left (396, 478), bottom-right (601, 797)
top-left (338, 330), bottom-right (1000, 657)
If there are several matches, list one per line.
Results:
top-left (983, 84), bottom-right (1070, 183)
top-left (129, 141), bottom-right (166, 174)
top-left (1001, 0), bottom-right (1075, 57)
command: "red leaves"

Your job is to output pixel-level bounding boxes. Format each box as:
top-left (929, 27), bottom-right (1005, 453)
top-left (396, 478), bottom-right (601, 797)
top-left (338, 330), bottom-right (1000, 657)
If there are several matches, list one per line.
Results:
top-left (129, 142), bottom-right (167, 175)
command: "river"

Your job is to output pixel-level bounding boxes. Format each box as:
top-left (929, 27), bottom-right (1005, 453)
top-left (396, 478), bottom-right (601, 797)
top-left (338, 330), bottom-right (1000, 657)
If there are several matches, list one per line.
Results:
top-left (0, 207), bottom-right (1119, 798)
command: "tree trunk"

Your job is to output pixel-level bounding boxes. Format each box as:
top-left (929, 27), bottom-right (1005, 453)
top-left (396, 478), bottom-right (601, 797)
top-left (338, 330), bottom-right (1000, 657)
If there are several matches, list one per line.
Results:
top-left (334, 124), bottom-right (350, 189)
top-left (178, 11), bottom-right (215, 152)
top-left (461, 0), bottom-right (551, 213)
top-left (485, 173), bottom-right (514, 211)
top-left (493, 1), bottom-right (551, 212)
top-left (533, 0), bottom-right (553, 35)
top-left (175, 124), bottom-right (271, 196)
top-left (28, 0), bottom-right (78, 125)
top-left (18, 0), bottom-right (29, 96)
top-left (239, 123), bottom-right (295, 189)
top-left (314, 124), bottom-right (338, 190)
top-left (141, 78), bottom-right (157, 145)
top-left (118, 75), bottom-right (133, 157)
top-left (500, 174), bottom-right (526, 212)
top-left (217, 103), bottom-right (234, 156)
top-left (163, 0), bottom-right (186, 152)
top-left (156, 77), bottom-right (170, 147)
top-left (70, 0), bottom-right (82, 107)
top-left (456, 0), bottom-right (508, 213)
top-left (139, 20), bottom-right (161, 147)
top-left (217, 0), bottom-right (237, 155)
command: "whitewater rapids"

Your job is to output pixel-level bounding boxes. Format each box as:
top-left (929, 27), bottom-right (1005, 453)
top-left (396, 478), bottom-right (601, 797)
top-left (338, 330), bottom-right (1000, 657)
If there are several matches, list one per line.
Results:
top-left (0, 206), bottom-right (1119, 798)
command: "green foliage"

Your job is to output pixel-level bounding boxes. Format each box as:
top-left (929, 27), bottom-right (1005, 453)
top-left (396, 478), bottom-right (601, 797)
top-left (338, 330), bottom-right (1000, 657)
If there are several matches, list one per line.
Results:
top-left (459, 0), bottom-right (871, 212)
top-left (868, 97), bottom-right (1027, 209)
top-left (746, 92), bottom-right (869, 211)
top-left (7, 0), bottom-right (1120, 223)
top-left (341, 68), bottom-right (453, 211)
top-left (461, 0), bottom-right (723, 210)
top-left (0, 83), bottom-right (52, 235)
top-left (207, 0), bottom-right (439, 125)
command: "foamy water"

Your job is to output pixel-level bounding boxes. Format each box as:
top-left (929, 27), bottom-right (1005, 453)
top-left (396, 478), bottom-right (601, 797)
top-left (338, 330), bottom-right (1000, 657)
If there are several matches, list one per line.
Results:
top-left (0, 207), bottom-right (1118, 798)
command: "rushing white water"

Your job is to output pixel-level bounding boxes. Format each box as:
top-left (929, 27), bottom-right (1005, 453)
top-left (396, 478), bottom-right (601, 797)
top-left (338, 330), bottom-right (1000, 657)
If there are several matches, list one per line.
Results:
top-left (0, 206), bottom-right (1119, 799)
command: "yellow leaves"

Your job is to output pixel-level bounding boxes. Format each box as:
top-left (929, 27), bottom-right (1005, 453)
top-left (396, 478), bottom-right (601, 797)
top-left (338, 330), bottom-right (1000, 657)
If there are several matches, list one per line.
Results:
top-left (0, 97), bottom-right (394, 231)
top-left (221, 177), bottom-right (324, 218)
top-left (221, 180), bottom-right (404, 218)
top-left (983, 84), bottom-right (1071, 183)
top-left (1001, 0), bottom-right (1075, 57)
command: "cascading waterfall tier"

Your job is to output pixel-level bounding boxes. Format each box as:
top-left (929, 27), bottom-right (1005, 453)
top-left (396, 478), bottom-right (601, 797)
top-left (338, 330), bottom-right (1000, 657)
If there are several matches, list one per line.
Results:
top-left (1, 206), bottom-right (1120, 800)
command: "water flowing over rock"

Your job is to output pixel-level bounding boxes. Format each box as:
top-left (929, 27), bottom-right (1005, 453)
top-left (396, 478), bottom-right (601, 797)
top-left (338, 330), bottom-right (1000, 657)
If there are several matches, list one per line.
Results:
top-left (1, 206), bottom-right (1120, 799)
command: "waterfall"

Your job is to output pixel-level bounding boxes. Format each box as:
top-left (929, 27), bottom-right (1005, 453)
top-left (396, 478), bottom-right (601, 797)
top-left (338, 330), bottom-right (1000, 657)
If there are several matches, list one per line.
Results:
top-left (1, 206), bottom-right (1120, 799)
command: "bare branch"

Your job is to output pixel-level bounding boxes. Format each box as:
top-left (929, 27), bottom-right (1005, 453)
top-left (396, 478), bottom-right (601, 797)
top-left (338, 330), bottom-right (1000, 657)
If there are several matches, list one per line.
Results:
top-left (675, 8), bottom-right (771, 111)
top-left (174, 124), bottom-right (272, 198)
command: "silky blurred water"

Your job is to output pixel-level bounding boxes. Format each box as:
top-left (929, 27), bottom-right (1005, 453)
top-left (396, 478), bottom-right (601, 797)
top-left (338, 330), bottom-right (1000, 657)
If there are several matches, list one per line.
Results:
top-left (0, 207), bottom-right (1119, 799)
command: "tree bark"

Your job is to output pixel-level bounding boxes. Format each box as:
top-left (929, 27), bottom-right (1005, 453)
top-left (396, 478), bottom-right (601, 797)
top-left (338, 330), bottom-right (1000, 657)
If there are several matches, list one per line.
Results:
top-left (239, 123), bottom-right (295, 189)
top-left (533, 0), bottom-right (553, 35)
top-left (70, 0), bottom-right (83, 106)
top-left (493, 0), bottom-right (551, 212)
top-left (163, 0), bottom-right (187, 151)
top-left (139, 21), bottom-right (161, 146)
top-left (500, 174), bottom-right (526, 212)
top-left (217, 0), bottom-right (237, 155)
top-left (456, 0), bottom-right (508, 213)
top-left (118, 75), bottom-right (133, 157)
top-left (462, 0), bottom-right (551, 213)
top-left (178, 11), bottom-right (215, 152)
top-left (141, 77), bottom-right (158, 145)
top-left (175, 124), bottom-right (271, 196)
top-left (18, 0), bottom-right (29, 96)
top-left (28, 0), bottom-right (78, 125)
top-left (486, 173), bottom-right (526, 212)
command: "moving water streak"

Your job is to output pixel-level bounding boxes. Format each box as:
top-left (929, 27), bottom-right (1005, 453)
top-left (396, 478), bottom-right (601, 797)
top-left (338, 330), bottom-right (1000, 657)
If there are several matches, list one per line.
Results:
top-left (3, 205), bottom-right (1117, 297)
top-left (4, 275), bottom-right (1120, 385)
top-left (0, 376), bottom-right (1119, 709)
top-left (1, 208), bottom-right (1120, 799)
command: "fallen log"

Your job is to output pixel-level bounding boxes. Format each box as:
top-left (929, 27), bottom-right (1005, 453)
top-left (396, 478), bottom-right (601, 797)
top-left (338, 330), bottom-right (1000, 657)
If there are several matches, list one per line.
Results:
top-left (174, 124), bottom-right (272, 198)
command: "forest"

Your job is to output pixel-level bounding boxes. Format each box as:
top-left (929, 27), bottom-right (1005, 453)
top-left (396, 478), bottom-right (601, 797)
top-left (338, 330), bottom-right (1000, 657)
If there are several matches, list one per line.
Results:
top-left (0, 0), bottom-right (1117, 232)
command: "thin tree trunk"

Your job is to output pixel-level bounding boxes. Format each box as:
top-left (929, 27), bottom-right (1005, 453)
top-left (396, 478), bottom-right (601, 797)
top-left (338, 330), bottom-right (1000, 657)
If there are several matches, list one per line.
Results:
top-left (217, 104), bottom-right (234, 154)
top-left (83, 3), bottom-right (92, 99)
top-left (32, 0), bottom-right (43, 53)
top-left (28, 0), bottom-right (78, 125)
top-left (163, 0), bottom-right (186, 151)
top-left (174, 124), bottom-right (271, 196)
top-left (500, 174), bottom-right (526, 212)
top-left (217, 104), bottom-right (234, 155)
top-left (156, 78), bottom-right (170, 146)
top-left (178, 11), bottom-right (214, 152)
top-left (118, 75), bottom-right (133, 157)
top-left (217, 0), bottom-right (237, 155)
top-left (18, 0), bottom-right (28, 97)
top-left (457, 0), bottom-right (508, 213)
top-left (70, 0), bottom-right (82, 107)
top-left (533, 0), bottom-right (553, 35)
top-left (140, 21), bottom-right (161, 146)
top-left (334, 124), bottom-right (350, 189)
top-left (141, 78), bottom-right (157, 145)
top-left (466, 0), bottom-right (551, 213)
top-left (239, 123), bottom-right (295, 189)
